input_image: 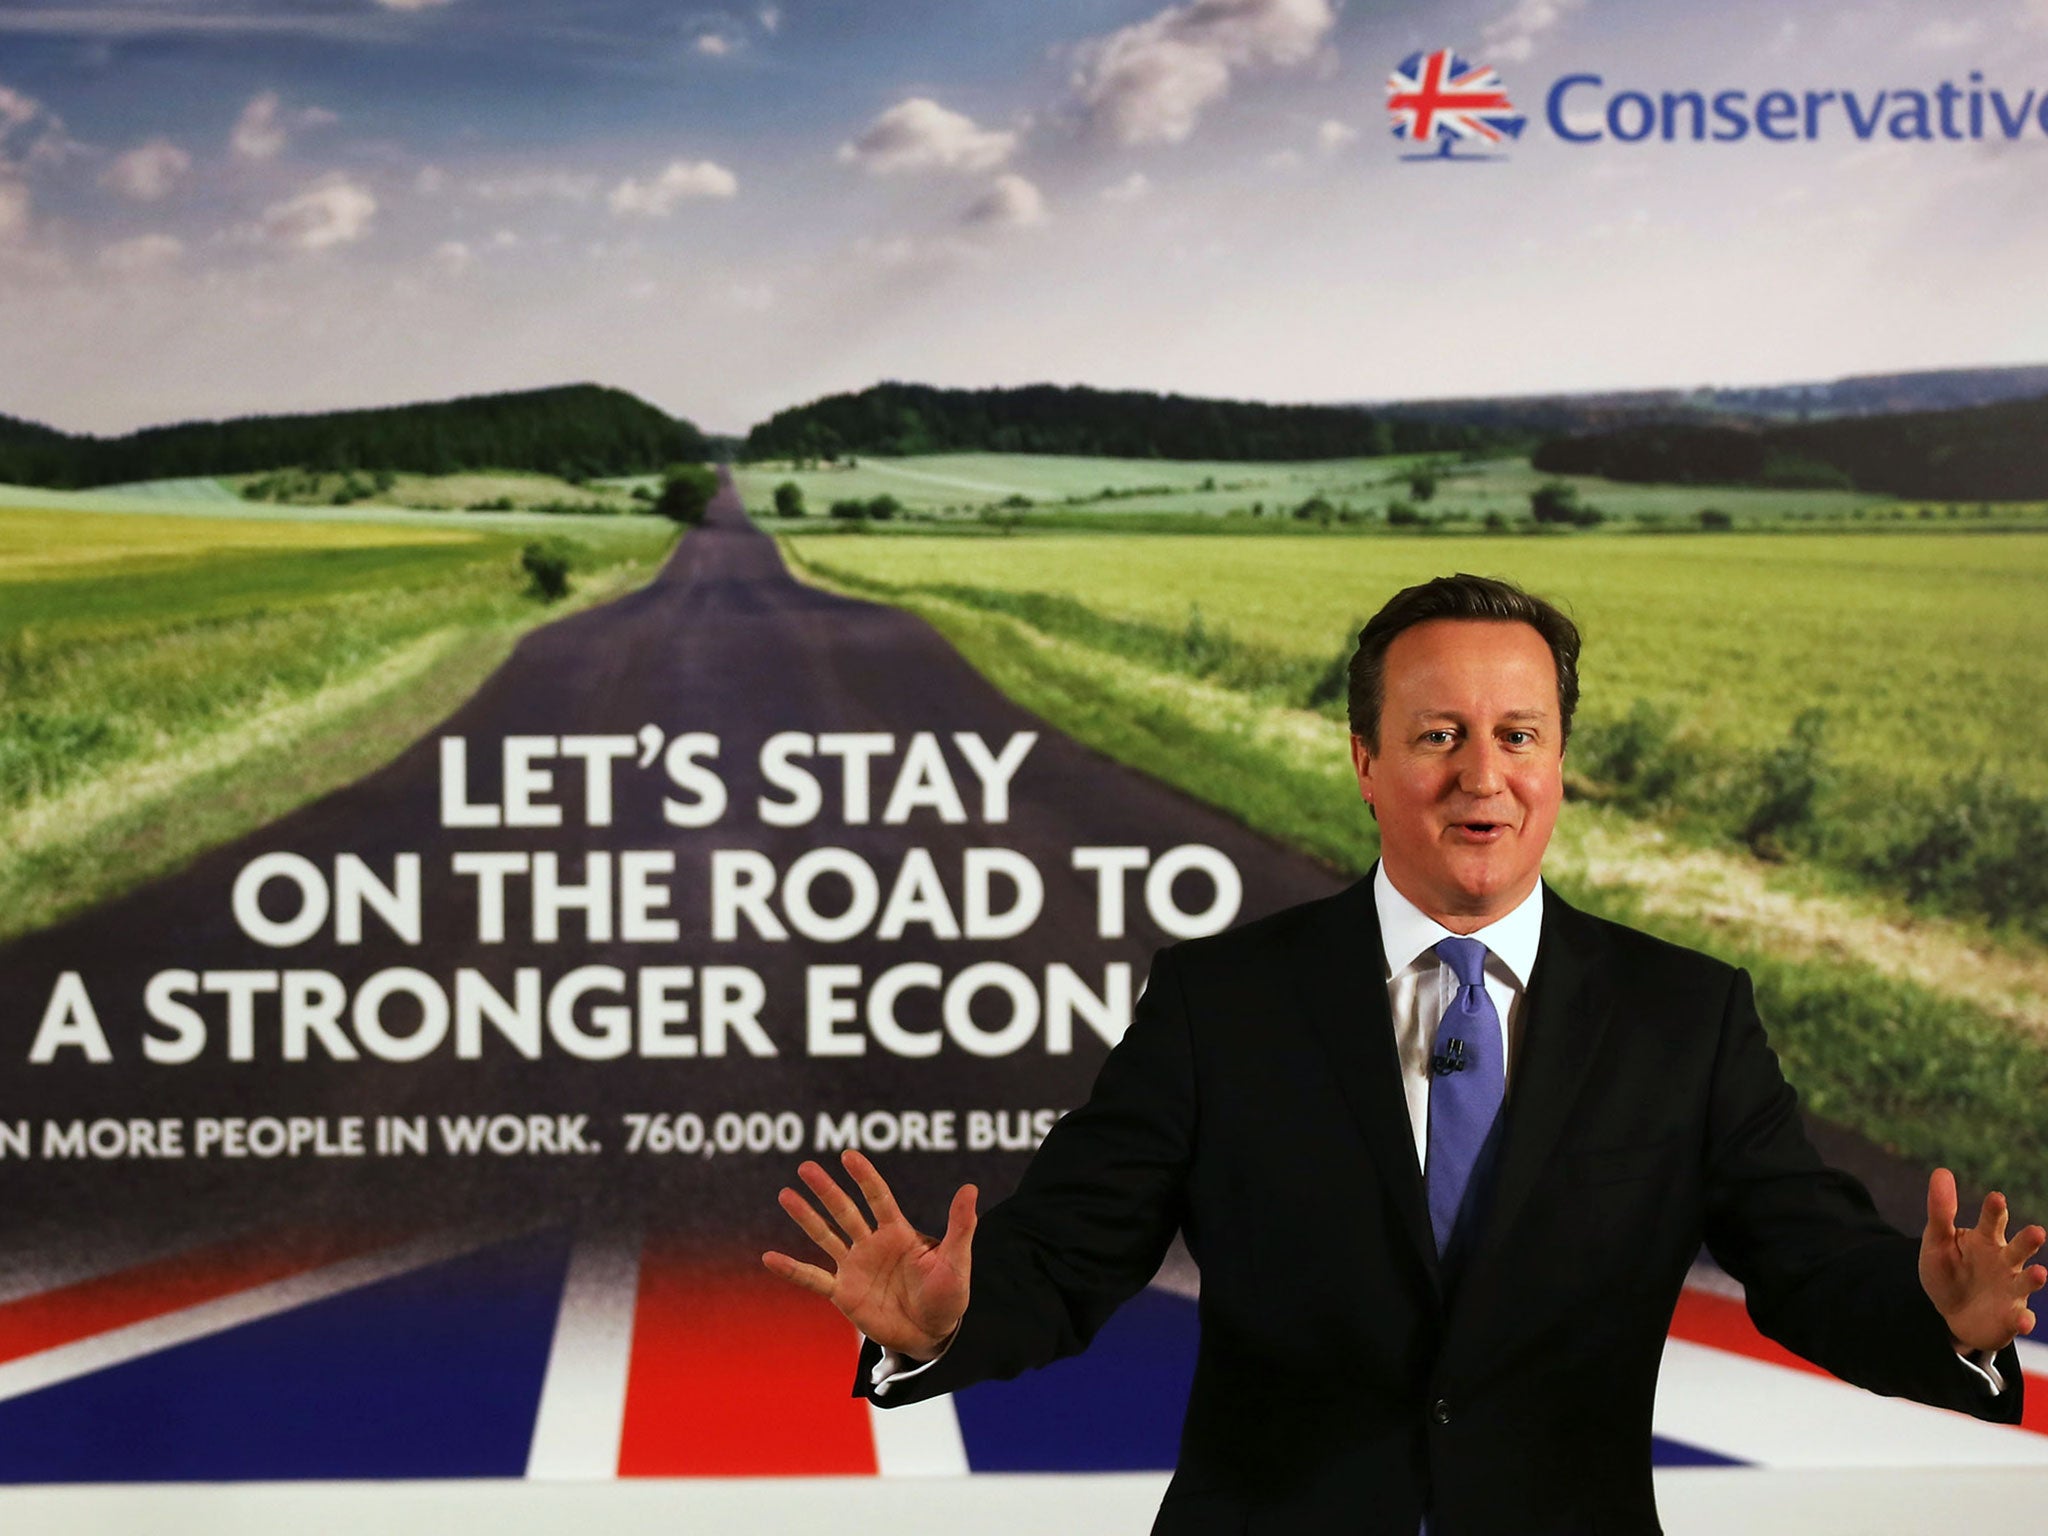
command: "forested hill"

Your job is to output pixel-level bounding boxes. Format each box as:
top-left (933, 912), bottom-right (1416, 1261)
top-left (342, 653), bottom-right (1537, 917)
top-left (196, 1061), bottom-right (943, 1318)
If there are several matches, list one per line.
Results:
top-left (0, 385), bottom-right (708, 488)
top-left (1531, 392), bottom-right (2048, 501)
top-left (742, 382), bottom-right (1517, 462)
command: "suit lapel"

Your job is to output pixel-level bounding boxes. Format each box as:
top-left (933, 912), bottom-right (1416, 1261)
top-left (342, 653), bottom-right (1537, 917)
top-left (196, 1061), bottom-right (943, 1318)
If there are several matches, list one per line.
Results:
top-left (1286, 876), bottom-right (1438, 1286)
top-left (1450, 885), bottom-right (1616, 1324)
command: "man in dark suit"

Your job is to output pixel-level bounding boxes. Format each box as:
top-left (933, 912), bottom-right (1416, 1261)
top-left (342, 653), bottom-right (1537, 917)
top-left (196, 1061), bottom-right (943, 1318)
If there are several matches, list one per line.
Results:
top-left (764, 574), bottom-right (2044, 1534)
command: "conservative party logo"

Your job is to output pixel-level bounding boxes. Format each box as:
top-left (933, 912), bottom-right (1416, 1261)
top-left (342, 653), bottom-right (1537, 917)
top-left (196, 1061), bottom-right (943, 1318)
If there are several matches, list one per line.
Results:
top-left (1387, 48), bottom-right (1527, 161)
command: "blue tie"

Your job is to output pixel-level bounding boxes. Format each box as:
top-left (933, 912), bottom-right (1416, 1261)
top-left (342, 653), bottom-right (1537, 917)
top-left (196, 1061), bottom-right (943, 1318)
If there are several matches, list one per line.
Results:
top-left (1426, 937), bottom-right (1507, 1286)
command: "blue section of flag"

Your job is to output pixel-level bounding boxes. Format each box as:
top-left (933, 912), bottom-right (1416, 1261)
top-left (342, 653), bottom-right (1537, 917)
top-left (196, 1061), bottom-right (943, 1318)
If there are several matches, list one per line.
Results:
top-left (0, 1229), bottom-right (571, 1483)
top-left (1651, 1435), bottom-right (1746, 1468)
top-left (953, 1286), bottom-right (1197, 1472)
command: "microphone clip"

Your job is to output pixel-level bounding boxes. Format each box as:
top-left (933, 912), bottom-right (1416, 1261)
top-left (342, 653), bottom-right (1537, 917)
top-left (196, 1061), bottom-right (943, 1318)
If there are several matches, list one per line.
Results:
top-left (1431, 1038), bottom-right (1469, 1077)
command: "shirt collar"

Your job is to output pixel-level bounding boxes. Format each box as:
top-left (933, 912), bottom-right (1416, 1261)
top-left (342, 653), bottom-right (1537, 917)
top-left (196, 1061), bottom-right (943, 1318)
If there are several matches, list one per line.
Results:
top-left (1373, 861), bottom-right (1543, 991)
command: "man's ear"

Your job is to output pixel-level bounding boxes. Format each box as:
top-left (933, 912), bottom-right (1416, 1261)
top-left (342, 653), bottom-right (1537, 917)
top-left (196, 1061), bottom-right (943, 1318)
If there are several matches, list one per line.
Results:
top-left (1348, 733), bottom-right (1377, 822)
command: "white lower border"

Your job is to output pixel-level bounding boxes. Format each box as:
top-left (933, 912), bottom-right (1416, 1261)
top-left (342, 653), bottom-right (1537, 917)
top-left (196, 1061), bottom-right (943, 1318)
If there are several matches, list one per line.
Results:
top-left (2, 1468), bottom-right (2047, 1536)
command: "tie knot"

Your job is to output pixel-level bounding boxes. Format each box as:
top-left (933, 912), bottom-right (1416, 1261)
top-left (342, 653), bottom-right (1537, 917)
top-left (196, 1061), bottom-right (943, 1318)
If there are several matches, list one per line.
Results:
top-left (1433, 935), bottom-right (1489, 990)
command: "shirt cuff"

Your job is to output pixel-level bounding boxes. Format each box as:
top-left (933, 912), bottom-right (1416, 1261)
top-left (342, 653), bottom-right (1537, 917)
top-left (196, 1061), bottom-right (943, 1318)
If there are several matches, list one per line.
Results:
top-left (1953, 1342), bottom-right (2006, 1396)
top-left (867, 1332), bottom-right (955, 1399)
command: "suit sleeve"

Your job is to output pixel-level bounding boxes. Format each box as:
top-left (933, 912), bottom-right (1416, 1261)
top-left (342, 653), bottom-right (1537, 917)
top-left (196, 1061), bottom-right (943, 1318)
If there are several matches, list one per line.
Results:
top-left (1700, 967), bottom-right (2022, 1421)
top-left (857, 943), bottom-right (1198, 1404)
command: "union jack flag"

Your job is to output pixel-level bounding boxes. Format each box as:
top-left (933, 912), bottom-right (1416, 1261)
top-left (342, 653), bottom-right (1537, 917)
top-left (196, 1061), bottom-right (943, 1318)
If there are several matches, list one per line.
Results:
top-left (1387, 49), bottom-right (1527, 158)
top-left (0, 1228), bottom-right (2041, 1480)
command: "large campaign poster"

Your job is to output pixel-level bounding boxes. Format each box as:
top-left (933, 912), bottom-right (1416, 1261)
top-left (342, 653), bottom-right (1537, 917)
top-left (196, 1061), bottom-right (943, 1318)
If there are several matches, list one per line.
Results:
top-left (1, 0), bottom-right (2045, 1492)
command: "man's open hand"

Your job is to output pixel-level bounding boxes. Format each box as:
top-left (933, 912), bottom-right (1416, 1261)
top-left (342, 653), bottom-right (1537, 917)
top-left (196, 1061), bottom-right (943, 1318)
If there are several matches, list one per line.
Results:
top-left (1920, 1167), bottom-right (2047, 1354)
top-left (762, 1148), bottom-right (977, 1361)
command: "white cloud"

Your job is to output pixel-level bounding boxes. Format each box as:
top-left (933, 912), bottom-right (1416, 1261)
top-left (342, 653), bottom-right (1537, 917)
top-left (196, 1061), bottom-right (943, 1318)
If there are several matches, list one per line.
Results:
top-left (374, 0), bottom-right (455, 9)
top-left (837, 98), bottom-right (1017, 175)
top-left (727, 280), bottom-right (774, 311)
top-left (758, 5), bottom-right (781, 32)
top-left (1262, 147), bottom-right (1301, 170)
top-left (1317, 118), bottom-right (1357, 152)
top-left (489, 227), bottom-right (520, 248)
top-left (962, 172), bottom-right (1046, 228)
top-left (232, 91), bottom-right (287, 160)
top-left (2029, 0), bottom-right (2048, 30)
top-left (0, 178), bottom-right (28, 240)
top-left (1912, 18), bottom-right (1981, 48)
top-left (0, 84), bottom-right (38, 134)
top-left (433, 239), bottom-right (471, 274)
top-left (414, 164), bottom-right (447, 195)
top-left (101, 139), bottom-right (191, 201)
top-left (1480, 0), bottom-right (1585, 65)
top-left (1071, 0), bottom-right (1336, 147)
top-left (468, 169), bottom-right (601, 202)
top-left (1101, 170), bottom-right (1151, 201)
top-left (608, 158), bottom-right (738, 216)
top-left (98, 232), bottom-right (183, 272)
top-left (230, 92), bottom-right (331, 159)
top-left (256, 175), bottom-right (376, 250)
top-left (696, 33), bottom-right (731, 56)
top-left (0, 83), bottom-right (80, 171)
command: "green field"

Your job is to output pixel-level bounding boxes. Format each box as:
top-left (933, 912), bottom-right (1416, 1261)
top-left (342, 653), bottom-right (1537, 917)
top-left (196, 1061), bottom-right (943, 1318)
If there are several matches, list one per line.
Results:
top-left (227, 467), bottom-right (645, 515)
top-left (782, 529), bottom-right (2047, 791)
top-left (736, 450), bottom-right (1915, 525)
top-left (0, 496), bottom-right (676, 939)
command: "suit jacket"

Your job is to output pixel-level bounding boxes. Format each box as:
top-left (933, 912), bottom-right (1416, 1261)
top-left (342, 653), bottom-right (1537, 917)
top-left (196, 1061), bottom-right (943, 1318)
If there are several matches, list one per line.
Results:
top-left (858, 877), bottom-right (2023, 1535)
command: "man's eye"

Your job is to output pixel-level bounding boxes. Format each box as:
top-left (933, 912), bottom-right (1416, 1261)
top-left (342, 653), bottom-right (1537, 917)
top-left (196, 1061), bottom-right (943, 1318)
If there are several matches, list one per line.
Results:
top-left (1503, 730), bottom-right (1534, 747)
top-left (1422, 730), bottom-right (1456, 745)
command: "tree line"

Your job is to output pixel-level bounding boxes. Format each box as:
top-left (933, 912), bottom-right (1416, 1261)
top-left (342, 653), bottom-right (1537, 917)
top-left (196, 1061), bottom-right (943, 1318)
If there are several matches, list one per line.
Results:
top-left (742, 381), bottom-right (1518, 463)
top-left (0, 384), bottom-right (708, 489)
top-left (1532, 392), bottom-right (2048, 501)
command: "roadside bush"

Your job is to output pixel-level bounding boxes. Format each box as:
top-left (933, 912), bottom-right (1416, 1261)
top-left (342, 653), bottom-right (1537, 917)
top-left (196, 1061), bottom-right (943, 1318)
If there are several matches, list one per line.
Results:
top-left (1386, 500), bottom-right (1424, 527)
top-left (656, 463), bottom-right (719, 525)
top-left (1574, 700), bottom-right (1695, 809)
top-left (1699, 507), bottom-right (1735, 531)
top-left (773, 481), bottom-right (806, 518)
top-left (829, 498), bottom-right (869, 520)
top-left (1408, 469), bottom-right (1438, 502)
top-left (1293, 494), bottom-right (1335, 523)
top-left (866, 494), bottom-right (903, 521)
top-left (1739, 708), bottom-right (1829, 859)
top-left (1305, 620), bottom-right (1365, 712)
top-left (1530, 480), bottom-right (1581, 524)
top-left (520, 537), bottom-right (579, 601)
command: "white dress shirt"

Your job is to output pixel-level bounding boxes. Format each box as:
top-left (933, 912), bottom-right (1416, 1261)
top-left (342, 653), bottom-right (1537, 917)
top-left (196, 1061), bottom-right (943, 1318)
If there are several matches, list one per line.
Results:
top-left (874, 864), bottom-right (2000, 1396)
top-left (1374, 862), bottom-right (1541, 1173)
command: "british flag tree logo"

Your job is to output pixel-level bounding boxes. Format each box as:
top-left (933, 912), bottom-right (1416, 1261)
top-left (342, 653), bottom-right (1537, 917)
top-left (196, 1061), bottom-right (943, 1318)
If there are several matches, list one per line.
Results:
top-left (1387, 48), bottom-right (1527, 161)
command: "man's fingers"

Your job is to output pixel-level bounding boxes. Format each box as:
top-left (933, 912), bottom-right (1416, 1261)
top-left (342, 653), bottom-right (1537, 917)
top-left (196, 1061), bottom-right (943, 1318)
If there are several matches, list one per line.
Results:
top-left (1926, 1167), bottom-right (1959, 1242)
top-left (778, 1186), bottom-right (850, 1261)
top-left (1979, 1190), bottom-right (2011, 1246)
top-left (797, 1159), bottom-right (872, 1241)
top-left (761, 1250), bottom-right (836, 1298)
top-left (2002, 1224), bottom-right (2047, 1268)
top-left (937, 1183), bottom-right (979, 1265)
top-left (841, 1148), bottom-right (905, 1229)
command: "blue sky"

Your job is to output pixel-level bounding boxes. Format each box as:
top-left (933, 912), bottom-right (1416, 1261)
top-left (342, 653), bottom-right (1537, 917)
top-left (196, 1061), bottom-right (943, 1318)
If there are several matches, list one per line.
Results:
top-left (1, 0), bottom-right (2045, 435)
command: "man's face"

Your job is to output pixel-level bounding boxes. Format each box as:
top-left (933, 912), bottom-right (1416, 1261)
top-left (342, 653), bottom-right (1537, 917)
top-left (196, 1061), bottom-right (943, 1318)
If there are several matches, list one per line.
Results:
top-left (1350, 618), bottom-right (1564, 932)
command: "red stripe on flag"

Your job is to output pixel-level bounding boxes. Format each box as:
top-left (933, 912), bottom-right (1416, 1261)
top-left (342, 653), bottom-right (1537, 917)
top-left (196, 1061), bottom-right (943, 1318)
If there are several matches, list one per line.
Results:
top-left (0, 1229), bottom-right (393, 1366)
top-left (617, 1243), bottom-right (877, 1477)
top-left (1666, 1286), bottom-right (1825, 1379)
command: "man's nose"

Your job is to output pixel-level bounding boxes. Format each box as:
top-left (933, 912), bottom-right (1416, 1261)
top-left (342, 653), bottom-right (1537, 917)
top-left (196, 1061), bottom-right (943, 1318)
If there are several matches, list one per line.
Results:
top-left (1455, 738), bottom-right (1506, 797)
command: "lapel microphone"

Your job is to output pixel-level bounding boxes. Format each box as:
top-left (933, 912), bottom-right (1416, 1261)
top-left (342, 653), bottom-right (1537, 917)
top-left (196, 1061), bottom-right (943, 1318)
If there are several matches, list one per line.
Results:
top-left (1431, 1038), bottom-right (1469, 1076)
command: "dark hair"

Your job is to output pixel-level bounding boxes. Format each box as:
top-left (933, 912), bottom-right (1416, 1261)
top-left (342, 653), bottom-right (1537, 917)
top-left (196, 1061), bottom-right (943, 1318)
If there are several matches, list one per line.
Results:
top-left (1346, 573), bottom-right (1581, 748)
